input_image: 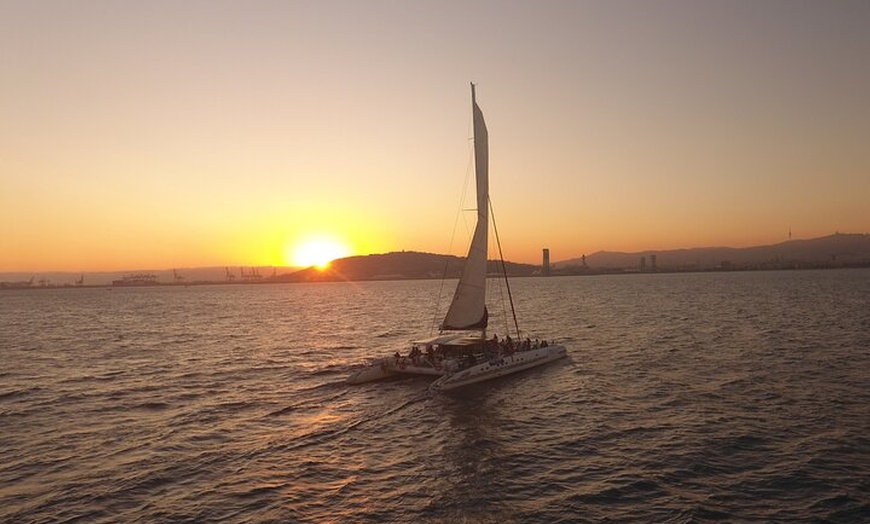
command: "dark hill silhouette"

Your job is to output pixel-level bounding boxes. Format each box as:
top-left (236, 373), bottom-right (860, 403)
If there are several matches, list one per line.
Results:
top-left (273, 251), bottom-right (539, 282)
top-left (6, 233), bottom-right (868, 288)
top-left (556, 233), bottom-right (870, 272)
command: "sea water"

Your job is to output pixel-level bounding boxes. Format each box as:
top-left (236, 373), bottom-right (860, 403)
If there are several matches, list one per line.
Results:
top-left (1, 269), bottom-right (868, 522)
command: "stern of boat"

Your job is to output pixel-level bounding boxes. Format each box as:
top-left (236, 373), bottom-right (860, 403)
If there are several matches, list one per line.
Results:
top-left (345, 357), bottom-right (396, 384)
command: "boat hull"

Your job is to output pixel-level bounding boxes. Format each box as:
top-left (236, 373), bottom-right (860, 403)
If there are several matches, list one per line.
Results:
top-left (346, 358), bottom-right (397, 384)
top-left (346, 356), bottom-right (445, 384)
top-left (430, 345), bottom-right (567, 391)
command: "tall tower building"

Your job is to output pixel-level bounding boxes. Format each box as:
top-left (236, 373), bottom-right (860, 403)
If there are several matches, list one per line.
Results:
top-left (542, 248), bottom-right (551, 276)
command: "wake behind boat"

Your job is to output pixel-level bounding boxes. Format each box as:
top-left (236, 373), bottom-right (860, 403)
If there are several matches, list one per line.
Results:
top-left (346, 84), bottom-right (567, 389)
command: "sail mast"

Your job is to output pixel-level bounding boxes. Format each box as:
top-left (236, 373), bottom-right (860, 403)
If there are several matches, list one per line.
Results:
top-left (441, 84), bottom-right (489, 332)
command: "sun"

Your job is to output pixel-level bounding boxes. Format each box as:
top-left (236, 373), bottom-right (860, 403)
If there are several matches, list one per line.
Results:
top-left (288, 237), bottom-right (351, 269)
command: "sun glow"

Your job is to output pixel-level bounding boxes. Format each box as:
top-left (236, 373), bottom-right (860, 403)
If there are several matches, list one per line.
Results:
top-left (288, 237), bottom-right (351, 269)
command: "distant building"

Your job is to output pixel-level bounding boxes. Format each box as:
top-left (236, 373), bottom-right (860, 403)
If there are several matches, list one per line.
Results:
top-left (650, 254), bottom-right (657, 271)
top-left (542, 248), bottom-right (551, 276)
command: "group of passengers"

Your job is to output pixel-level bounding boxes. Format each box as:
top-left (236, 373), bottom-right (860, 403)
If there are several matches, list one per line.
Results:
top-left (394, 344), bottom-right (438, 368)
top-left (391, 334), bottom-right (551, 370)
top-left (407, 344), bottom-right (430, 365)
top-left (487, 333), bottom-right (548, 356)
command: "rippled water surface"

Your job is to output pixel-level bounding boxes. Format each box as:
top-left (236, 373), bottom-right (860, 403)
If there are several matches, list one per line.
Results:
top-left (2, 270), bottom-right (869, 523)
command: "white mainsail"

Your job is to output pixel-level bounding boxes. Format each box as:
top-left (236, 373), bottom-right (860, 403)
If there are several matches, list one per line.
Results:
top-left (442, 84), bottom-right (489, 331)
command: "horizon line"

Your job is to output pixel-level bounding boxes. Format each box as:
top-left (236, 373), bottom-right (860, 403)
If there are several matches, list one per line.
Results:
top-left (2, 231), bottom-right (867, 276)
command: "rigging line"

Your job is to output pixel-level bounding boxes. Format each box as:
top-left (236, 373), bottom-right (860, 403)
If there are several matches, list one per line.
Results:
top-left (433, 243), bottom-right (457, 335)
top-left (494, 262), bottom-right (511, 336)
top-left (488, 228), bottom-right (511, 336)
top-left (486, 251), bottom-right (511, 333)
top-left (458, 108), bottom-right (480, 244)
top-left (489, 195), bottom-right (521, 339)
top-left (494, 256), bottom-right (514, 338)
top-left (432, 259), bottom-right (449, 334)
top-left (433, 124), bottom-right (477, 334)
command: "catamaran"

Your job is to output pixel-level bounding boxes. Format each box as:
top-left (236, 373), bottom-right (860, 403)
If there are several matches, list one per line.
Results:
top-left (346, 84), bottom-right (567, 389)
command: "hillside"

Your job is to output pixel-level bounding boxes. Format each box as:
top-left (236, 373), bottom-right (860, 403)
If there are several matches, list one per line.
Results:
top-left (273, 251), bottom-right (539, 282)
top-left (556, 233), bottom-right (870, 272)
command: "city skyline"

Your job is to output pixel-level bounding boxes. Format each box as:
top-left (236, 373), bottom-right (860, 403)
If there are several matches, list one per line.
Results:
top-left (3, 1), bottom-right (869, 272)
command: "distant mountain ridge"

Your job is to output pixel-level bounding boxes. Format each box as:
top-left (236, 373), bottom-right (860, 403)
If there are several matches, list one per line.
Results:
top-left (274, 251), bottom-right (539, 283)
top-left (556, 233), bottom-right (870, 272)
top-left (5, 233), bottom-right (869, 288)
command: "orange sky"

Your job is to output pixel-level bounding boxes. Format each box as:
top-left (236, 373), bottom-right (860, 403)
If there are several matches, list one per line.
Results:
top-left (2, 2), bottom-right (869, 272)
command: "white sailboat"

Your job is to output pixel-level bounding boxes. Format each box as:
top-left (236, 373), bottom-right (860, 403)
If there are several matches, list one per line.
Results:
top-left (346, 84), bottom-right (567, 388)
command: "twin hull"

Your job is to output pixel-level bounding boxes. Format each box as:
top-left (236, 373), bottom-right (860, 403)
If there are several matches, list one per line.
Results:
top-left (430, 345), bottom-right (567, 391)
top-left (345, 357), bottom-right (443, 385)
top-left (346, 345), bottom-right (568, 390)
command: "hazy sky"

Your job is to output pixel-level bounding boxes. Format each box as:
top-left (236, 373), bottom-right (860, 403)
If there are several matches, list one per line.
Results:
top-left (3, 1), bottom-right (869, 271)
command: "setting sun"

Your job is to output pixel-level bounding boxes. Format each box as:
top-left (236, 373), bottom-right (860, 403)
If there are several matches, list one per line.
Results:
top-left (288, 237), bottom-right (351, 268)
